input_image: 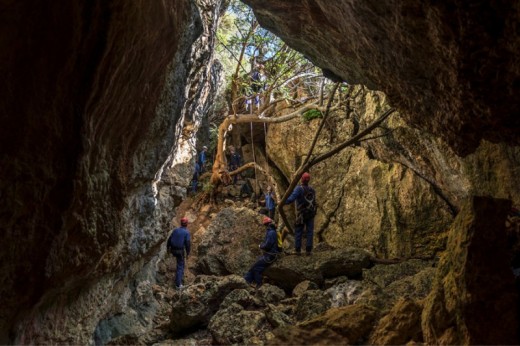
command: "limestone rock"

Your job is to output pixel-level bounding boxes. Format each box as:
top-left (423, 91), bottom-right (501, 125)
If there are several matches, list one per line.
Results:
top-left (220, 289), bottom-right (261, 310)
top-left (294, 290), bottom-right (331, 322)
top-left (170, 275), bottom-right (248, 335)
top-left (208, 303), bottom-right (268, 345)
top-left (422, 197), bottom-right (518, 344)
top-left (271, 304), bottom-right (377, 345)
top-left (292, 280), bottom-right (319, 297)
top-left (265, 304), bottom-right (292, 328)
top-left (257, 284), bottom-right (286, 305)
top-left (363, 259), bottom-right (432, 288)
top-left (265, 248), bottom-right (371, 290)
top-left (243, 0), bottom-right (520, 154)
top-left (369, 298), bottom-right (423, 345)
top-left (196, 207), bottom-right (265, 276)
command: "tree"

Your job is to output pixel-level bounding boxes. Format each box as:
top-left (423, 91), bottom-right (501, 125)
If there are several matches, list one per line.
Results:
top-left (202, 2), bottom-right (396, 236)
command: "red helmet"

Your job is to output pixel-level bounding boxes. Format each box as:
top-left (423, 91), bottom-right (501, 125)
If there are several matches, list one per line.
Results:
top-left (262, 216), bottom-right (273, 225)
top-left (301, 172), bottom-right (311, 183)
top-left (180, 217), bottom-right (189, 226)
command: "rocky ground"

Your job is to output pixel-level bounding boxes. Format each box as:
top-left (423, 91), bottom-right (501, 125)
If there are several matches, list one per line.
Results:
top-left (119, 177), bottom-right (443, 345)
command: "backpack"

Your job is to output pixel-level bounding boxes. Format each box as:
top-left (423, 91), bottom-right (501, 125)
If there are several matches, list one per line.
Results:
top-left (298, 186), bottom-right (317, 222)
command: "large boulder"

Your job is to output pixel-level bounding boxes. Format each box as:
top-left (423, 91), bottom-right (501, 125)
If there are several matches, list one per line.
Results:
top-left (271, 304), bottom-right (378, 345)
top-left (196, 207), bottom-right (265, 276)
top-left (170, 275), bottom-right (248, 335)
top-left (265, 248), bottom-right (371, 290)
top-left (369, 298), bottom-right (423, 345)
top-left (352, 260), bottom-right (436, 314)
top-left (208, 303), bottom-right (268, 345)
top-left (422, 197), bottom-right (518, 344)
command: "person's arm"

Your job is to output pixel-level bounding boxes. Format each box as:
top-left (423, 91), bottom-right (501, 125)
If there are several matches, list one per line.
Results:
top-left (167, 233), bottom-right (172, 252)
top-left (285, 186), bottom-right (302, 205)
top-left (185, 232), bottom-right (191, 256)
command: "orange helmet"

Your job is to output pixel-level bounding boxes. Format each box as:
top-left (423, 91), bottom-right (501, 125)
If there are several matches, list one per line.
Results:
top-left (301, 172), bottom-right (311, 183)
top-left (262, 216), bottom-right (273, 225)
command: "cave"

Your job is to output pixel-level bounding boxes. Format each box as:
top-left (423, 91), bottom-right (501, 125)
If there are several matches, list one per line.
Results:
top-left (1, 0), bottom-right (519, 344)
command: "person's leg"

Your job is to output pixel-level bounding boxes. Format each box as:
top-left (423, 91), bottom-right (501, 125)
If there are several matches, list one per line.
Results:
top-left (269, 208), bottom-right (275, 220)
top-left (244, 268), bottom-right (254, 284)
top-left (294, 223), bottom-right (303, 253)
top-left (252, 257), bottom-right (269, 286)
top-left (305, 218), bottom-right (314, 254)
top-left (175, 255), bottom-right (185, 287)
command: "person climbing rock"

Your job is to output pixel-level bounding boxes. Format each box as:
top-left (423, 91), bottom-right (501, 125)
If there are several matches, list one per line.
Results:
top-left (285, 172), bottom-right (317, 256)
top-left (244, 216), bottom-right (280, 288)
top-left (167, 217), bottom-right (191, 289)
top-left (263, 186), bottom-right (276, 220)
top-left (198, 146), bottom-right (208, 172)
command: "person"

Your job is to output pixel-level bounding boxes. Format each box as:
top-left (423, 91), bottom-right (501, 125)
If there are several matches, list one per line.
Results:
top-left (198, 146), bottom-right (208, 171)
top-left (167, 217), bottom-right (191, 289)
top-left (263, 186), bottom-right (276, 220)
top-left (228, 147), bottom-right (242, 184)
top-left (284, 172), bottom-right (317, 256)
top-left (191, 160), bottom-right (201, 194)
top-left (244, 216), bottom-right (280, 288)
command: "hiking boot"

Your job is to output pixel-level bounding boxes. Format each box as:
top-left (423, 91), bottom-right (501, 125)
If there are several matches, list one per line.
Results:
top-left (175, 284), bottom-right (184, 290)
top-left (305, 252), bottom-right (312, 256)
top-left (248, 282), bottom-right (257, 289)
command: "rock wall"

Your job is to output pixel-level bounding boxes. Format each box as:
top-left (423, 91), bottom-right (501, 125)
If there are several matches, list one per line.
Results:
top-left (267, 87), bottom-right (520, 258)
top-left (0, 0), bottom-right (222, 343)
top-left (243, 0), bottom-right (520, 156)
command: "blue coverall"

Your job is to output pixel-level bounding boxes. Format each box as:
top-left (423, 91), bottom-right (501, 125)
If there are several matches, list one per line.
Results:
top-left (285, 184), bottom-right (316, 253)
top-left (265, 192), bottom-right (276, 219)
top-left (167, 227), bottom-right (191, 288)
top-left (199, 150), bottom-right (206, 170)
top-left (244, 225), bottom-right (279, 286)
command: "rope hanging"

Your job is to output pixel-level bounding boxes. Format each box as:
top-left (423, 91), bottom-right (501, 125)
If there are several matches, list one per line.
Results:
top-left (250, 121), bottom-right (259, 194)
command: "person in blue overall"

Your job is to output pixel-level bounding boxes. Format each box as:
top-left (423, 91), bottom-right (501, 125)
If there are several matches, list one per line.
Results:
top-left (244, 217), bottom-right (280, 288)
top-left (191, 161), bottom-right (201, 194)
top-left (285, 172), bottom-right (317, 256)
top-left (264, 186), bottom-right (276, 220)
top-left (228, 147), bottom-right (242, 184)
top-left (167, 217), bottom-right (191, 289)
top-left (198, 146), bottom-right (208, 172)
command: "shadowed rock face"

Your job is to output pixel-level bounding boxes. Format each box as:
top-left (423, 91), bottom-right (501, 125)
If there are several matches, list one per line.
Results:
top-left (243, 0), bottom-right (520, 155)
top-left (0, 0), bottom-right (222, 343)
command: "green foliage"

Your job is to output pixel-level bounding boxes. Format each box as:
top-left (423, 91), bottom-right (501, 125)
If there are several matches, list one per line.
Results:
top-left (302, 109), bottom-right (323, 122)
top-left (203, 181), bottom-right (214, 193)
top-left (215, 0), bottom-right (321, 109)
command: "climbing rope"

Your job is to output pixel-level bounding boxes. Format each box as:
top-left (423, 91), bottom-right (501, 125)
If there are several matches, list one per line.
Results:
top-left (250, 121), bottom-right (259, 194)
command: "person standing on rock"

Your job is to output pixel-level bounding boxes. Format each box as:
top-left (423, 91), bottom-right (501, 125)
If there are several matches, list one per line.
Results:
top-left (263, 186), bottom-right (276, 220)
top-left (244, 216), bottom-right (280, 288)
top-left (167, 217), bottom-right (191, 289)
top-left (285, 172), bottom-right (317, 256)
top-left (198, 146), bottom-right (208, 172)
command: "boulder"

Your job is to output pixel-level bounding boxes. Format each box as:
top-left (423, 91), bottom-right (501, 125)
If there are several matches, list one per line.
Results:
top-left (369, 298), bottom-right (423, 345)
top-left (208, 303), bottom-right (268, 345)
top-left (170, 275), bottom-right (248, 334)
top-left (294, 290), bottom-right (331, 322)
top-left (196, 207), bottom-right (265, 276)
top-left (257, 284), bottom-right (286, 305)
top-left (292, 280), bottom-right (319, 297)
top-left (265, 248), bottom-right (371, 290)
top-left (326, 280), bottom-right (364, 308)
top-left (271, 304), bottom-right (377, 345)
top-left (265, 304), bottom-right (292, 328)
top-left (220, 289), bottom-right (261, 310)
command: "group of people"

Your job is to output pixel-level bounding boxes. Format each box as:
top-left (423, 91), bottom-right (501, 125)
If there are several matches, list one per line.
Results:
top-left (169, 172), bottom-right (317, 289)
